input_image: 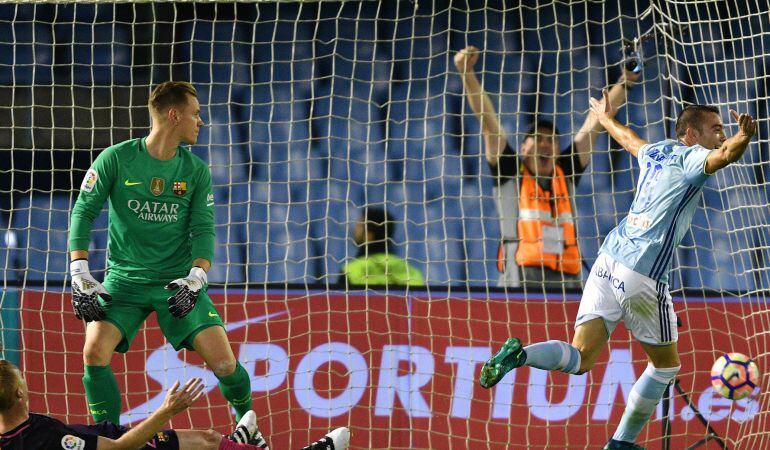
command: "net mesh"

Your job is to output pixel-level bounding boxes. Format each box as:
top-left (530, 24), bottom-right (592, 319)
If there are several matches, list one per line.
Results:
top-left (1, 1), bottom-right (769, 449)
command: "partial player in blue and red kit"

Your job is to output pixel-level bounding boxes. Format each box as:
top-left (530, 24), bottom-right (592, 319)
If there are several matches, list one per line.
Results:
top-left (0, 360), bottom-right (349, 450)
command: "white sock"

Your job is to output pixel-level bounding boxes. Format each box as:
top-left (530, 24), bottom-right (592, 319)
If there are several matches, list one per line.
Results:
top-left (524, 340), bottom-right (581, 374)
top-left (612, 363), bottom-right (680, 443)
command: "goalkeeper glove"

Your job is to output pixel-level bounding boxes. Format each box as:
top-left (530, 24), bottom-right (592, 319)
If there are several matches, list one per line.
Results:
top-left (166, 267), bottom-right (207, 318)
top-left (70, 259), bottom-right (112, 322)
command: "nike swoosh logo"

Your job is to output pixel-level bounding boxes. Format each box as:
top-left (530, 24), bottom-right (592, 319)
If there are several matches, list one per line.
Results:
top-left (124, 180), bottom-right (142, 186)
top-left (208, 311), bottom-right (218, 317)
top-left (88, 401), bottom-right (106, 406)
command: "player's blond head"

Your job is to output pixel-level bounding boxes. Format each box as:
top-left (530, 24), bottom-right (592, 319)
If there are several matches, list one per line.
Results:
top-left (0, 360), bottom-right (22, 411)
top-left (148, 81), bottom-right (198, 116)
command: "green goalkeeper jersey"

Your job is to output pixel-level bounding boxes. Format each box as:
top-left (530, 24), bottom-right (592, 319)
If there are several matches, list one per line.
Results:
top-left (69, 137), bottom-right (215, 282)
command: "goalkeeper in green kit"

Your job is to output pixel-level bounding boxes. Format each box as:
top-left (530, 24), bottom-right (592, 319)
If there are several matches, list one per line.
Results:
top-left (68, 81), bottom-right (253, 426)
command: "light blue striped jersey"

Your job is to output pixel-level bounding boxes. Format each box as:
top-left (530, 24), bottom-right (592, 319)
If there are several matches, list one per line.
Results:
top-left (600, 139), bottom-right (711, 283)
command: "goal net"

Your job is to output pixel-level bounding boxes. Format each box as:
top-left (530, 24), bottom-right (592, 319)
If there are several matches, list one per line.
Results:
top-left (1, 1), bottom-right (768, 449)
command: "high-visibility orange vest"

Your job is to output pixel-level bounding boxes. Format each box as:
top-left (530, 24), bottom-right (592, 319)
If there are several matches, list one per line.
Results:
top-left (514, 165), bottom-right (581, 275)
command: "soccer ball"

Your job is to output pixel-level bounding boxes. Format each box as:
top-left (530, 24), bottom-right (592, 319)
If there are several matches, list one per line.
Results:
top-left (710, 353), bottom-right (759, 400)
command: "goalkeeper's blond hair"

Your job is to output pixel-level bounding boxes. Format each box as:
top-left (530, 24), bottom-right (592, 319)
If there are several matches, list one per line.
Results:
top-left (148, 81), bottom-right (198, 115)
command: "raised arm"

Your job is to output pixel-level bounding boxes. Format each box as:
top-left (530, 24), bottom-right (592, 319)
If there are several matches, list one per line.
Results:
top-left (704, 109), bottom-right (757, 174)
top-left (573, 70), bottom-right (641, 166)
top-left (454, 46), bottom-right (507, 165)
top-left (97, 378), bottom-right (205, 450)
top-left (588, 89), bottom-right (648, 157)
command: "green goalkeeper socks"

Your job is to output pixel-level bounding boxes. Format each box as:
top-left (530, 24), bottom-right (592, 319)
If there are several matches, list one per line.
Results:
top-left (217, 362), bottom-right (253, 421)
top-left (82, 364), bottom-right (121, 424)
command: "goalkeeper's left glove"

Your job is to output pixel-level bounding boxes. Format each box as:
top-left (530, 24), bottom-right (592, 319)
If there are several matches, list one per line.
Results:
top-left (165, 267), bottom-right (207, 318)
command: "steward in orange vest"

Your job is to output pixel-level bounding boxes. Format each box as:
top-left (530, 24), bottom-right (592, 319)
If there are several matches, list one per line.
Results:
top-left (515, 164), bottom-right (581, 275)
top-left (455, 44), bottom-right (639, 286)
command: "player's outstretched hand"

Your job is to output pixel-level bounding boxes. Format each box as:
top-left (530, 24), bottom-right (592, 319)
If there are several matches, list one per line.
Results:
top-left (161, 378), bottom-right (205, 416)
top-left (729, 109), bottom-right (757, 139)
top-left (454, 45), bottom-right (479, 74)
top-left (589, 88), bottom-right (613, 123)
top-left (165, 267), bottom-right (207, 318)
top-left (70, 259), bottom-right (112, 322)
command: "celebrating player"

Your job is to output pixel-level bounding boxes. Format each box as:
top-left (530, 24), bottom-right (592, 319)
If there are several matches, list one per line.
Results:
top-left (0, 360), bottom-right (350, 450)
top-left (479, 91), bottom-right (757, 450)
top-left (67, 82), bottom-right (253, 425)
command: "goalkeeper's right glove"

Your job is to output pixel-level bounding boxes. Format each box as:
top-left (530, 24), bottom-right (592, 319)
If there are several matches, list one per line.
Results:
top-left (165, 267), bottom-right (207, 319)
top-left (70, 259), bottom-right (112, 322)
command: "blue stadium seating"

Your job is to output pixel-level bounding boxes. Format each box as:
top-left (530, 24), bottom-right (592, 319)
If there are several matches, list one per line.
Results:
top-left (681, 196), bottom-right (756, 292)
top-left (70, 23), bottom-right (132, 86)
top-left (0, 232), bottom-right (17, 282)
top-left (424, 199), bottom-right (465, 285)
top-left (208, 184), bottom-right (248, 284)
top-left (0, 21), bottom-right (54, 86)
top-left (196, 96), bottom-right (251, 189)
top-left (87, 205), bottom-right (110, 276)
top-left (458, 183), bottom-right (500, 284)
top-left (246, 181), bottom-right (319, 284)
top-left (306, 180), bottom-right (358, 284)
top-left (14, 194), bottom-right (108, 281)
top-left (11, 195), bottom-right (77, 281)
top-left (210, 221), bottom-right (247, 284)
top-left (176, 20), bottom-right (252, 87)
top-left (0, 2), bottom-right (766, 290)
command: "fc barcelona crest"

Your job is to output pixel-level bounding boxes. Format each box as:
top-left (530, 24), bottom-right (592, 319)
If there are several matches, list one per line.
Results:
top-left (173, 181), bottom-right (187, 196)
top-left (150, 177), bottom-right (165, 196)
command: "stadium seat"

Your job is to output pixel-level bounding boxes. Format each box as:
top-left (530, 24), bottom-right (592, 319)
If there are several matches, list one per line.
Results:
top-left (210, 219), bottom-right (247, 285)
top-left (680, 192), bottom-right (757, 292)
top-left (88, 205), bottom-right (109, 276)
top-left (176, 20), bottom-right (251, 87)
top-left (308, 179), bottom-right (362, 284)
top-left (0, 22), bottom-right (54, 86)
top-left (422, 199), bottom-right (465, 285)
top-left (0, 229), bottom-right (15, 282)
top-left (397, 200), bottom-right (428, 280)
top-left (70, 23), bottom-right (131, 86)
top-left (210, 182), bottom-right (249, 285)
top-left (246, 85), bottom-right (312, 184)
top-left (575, 212), bottom-right (602, 273)
top-left (10, 195), bottom-right (73, 281)
top-left (460, 183), bottom-right (501, 285)
top-left (459, 97), bottom-right (485, 167)
top-left (246, 183), bottom-right (318, 284)
top-left (197, 99), bottom-right (251, 189)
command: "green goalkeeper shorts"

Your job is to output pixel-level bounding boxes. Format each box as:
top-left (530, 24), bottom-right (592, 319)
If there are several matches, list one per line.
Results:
top-left (101, 273), bottom-right (224, 353)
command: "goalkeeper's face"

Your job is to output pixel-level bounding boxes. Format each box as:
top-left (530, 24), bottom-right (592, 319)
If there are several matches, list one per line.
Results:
top-left (176, 94), bottom-right (205, 145)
